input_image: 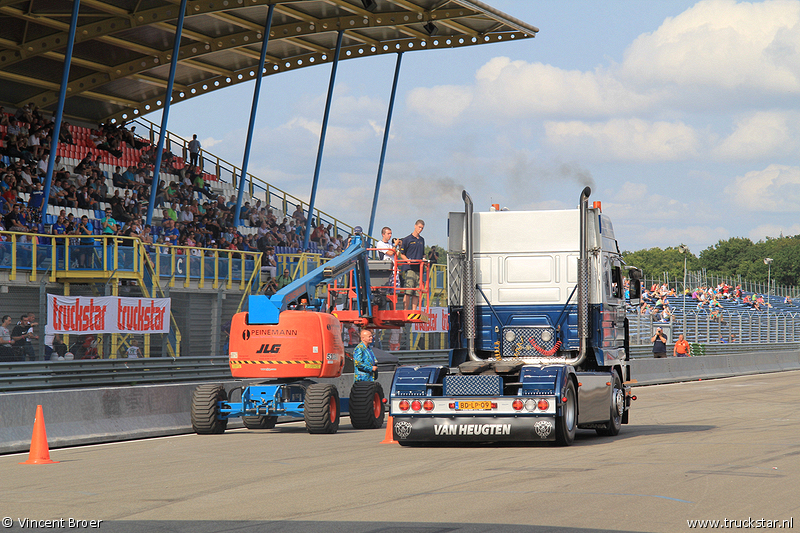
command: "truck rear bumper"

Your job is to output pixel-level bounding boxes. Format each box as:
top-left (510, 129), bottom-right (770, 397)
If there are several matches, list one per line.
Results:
top-left (392, 415), bottom-right (557, 442)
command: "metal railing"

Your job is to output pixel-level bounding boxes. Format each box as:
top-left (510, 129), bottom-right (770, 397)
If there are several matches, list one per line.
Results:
top-left (628, 308), bottom-right (800, 345)
top-left (0, 231), bottom-right (262, 290)
top-left (0, 356), bottom-right (232, 392)
top-left (0, 351), bottom-right (452, 392)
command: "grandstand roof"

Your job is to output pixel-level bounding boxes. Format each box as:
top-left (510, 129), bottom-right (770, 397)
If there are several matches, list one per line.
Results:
top-left (0, 0), bottom-right (538, 125)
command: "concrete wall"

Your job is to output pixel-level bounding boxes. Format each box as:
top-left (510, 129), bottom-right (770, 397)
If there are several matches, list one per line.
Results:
top-left (1, 370), bottom-right (395, 455)
top-left (2, 352), bottom-right (798, 454)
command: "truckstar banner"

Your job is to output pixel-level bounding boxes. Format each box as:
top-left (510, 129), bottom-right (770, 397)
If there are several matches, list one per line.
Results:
top-left (412, 307), bottom-right (449, 333)
top-left (45, 295), bottom-right (171, 335)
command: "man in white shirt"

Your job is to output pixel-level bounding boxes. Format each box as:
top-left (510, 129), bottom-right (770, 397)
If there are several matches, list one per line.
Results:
top-left (374, 227), bottom-right (396, 261)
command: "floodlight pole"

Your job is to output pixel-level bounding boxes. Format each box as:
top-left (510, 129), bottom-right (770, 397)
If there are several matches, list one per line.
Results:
top-left (679, 244), bottom-right (688, 336)
top-left (146, 0), bottom-right (189, 226)
top-left (367, 52), bottom-right (403, 238)
top-left (42, 0), bottom-right (81, 217)
top-left (765, 257), bottom-right (772, 342)
top-left (303, 30), bottom-right (344, 252)
top-left (234, 4), bottom-right (275, 226)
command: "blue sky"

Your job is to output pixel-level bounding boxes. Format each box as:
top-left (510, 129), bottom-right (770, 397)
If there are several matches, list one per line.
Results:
top-left (147, 0), bottom-right (800, 254)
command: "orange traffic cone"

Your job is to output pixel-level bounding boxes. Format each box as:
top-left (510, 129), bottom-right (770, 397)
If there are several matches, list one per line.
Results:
top-left (19, 405), bottom-right (58, 465)
top-left (380, 415), bottom-right (397, 444)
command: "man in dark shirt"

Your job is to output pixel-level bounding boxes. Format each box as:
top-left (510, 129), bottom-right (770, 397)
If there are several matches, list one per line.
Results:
top-left (399, 219), bottom-right (425, 310)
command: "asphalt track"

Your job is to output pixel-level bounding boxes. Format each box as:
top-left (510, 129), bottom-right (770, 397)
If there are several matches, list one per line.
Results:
top-left (2, 371), bottom-right (799, 533)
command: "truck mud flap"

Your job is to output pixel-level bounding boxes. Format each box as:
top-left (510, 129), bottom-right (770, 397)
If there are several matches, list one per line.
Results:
top-left (392, 416), bottom-right (557, 442)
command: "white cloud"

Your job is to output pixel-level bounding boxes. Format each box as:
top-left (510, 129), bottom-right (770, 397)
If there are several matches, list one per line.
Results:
top-left (200, 136), bottom-right (224, 149)
top-left (748, 222), bottom-right (800, 241)
top-left (406, 84), bottom-right (473, 125)
top-left (544, 118), bottom-right (701, 161)
top-left (407, 0), bottom-right (800, 124)
top-left (724, 164), bottom-right (800, 211)
top-left (621, 0), bottom-right (800, 94)
top-left (713, 111), bottom-right (799, 159)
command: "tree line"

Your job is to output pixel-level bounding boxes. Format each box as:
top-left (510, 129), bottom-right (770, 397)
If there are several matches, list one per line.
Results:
top-left (621, 235), bottom-right (800, 289)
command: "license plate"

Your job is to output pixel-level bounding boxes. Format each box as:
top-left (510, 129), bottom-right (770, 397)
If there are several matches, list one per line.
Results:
top-left (455, 401), bottom-right (492, 411)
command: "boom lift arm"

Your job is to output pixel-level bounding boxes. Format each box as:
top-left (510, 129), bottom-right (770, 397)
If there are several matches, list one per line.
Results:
top-left (247, 235), bottom-right (373, 325)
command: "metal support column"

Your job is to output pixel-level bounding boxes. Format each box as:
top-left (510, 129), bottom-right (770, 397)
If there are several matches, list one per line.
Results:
top-left (303, 30), bottom-right (344, 251)
top-left (42, 0), bottom-right (81, 217)
top-left (234, 4), bottom-right (276, 226)
top-left (367, 52), bottom-right (403, 238)
top-left (146, 0), bottom-right (189, 226)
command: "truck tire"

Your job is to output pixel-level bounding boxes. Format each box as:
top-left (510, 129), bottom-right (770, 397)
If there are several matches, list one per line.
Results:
top-left (555, 380), bottom-right (577, 446)
top-left (304, 383), bottom-right (340, 434)
top-left (242, 415), bottom-right (278, 430)
top-left (349, 381), bottom-right (385, 429)
top-left (596, 374), bottom-right (623, 436)
top-left (191, 383), bottom-right (228, 434)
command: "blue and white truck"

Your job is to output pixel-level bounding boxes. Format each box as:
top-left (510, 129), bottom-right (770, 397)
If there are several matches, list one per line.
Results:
top-left (389, 188), bottom-right (641, 445)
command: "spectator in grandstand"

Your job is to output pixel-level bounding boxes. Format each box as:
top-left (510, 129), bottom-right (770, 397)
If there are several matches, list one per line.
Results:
top-left (673, 334), bottom-right (691, 357)
top-left (188, 134), bottom-right (201, 169)
top-left (3, 203), bottom-right (28, 232)
top-left (101, 208), bottom-right (118, 235)
top-left (162, 218), bottom-right (180, 246)
top-left (784, 296), bottom-right (794, 306)
top-left (709, 308), bottom-right (723, 322)
top-left (178, 203), bottom-right (194, 224)
top-left (292, 204), bottom-right (306, 225)
top-left (274, 268), bottom-right (292, 290)
top-left (651, 327), bottom-right (668, 358)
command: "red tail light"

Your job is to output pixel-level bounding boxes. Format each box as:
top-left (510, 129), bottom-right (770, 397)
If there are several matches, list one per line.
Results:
top-left (411, 400), bottom-right (422, 412)
top-left (537, 399), bottom-right (549, 411)
top-left (398, 400), bottom-right (410, 411)
top-left (512, 399), bottom-right (524, 411)
top-left (422, 400), bottom-right (434, 411)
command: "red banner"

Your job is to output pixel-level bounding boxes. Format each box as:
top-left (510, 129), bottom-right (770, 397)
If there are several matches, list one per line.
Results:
top-left (45, 295), bottom-right (171, 334)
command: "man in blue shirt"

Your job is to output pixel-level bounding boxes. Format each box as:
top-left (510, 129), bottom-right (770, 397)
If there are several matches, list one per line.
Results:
top-left (399, 219), bottom-right (425, 310)
top-left (352, 329), bottom-right (377, 382)
top-left (76, 215), bottom-right (95, 268)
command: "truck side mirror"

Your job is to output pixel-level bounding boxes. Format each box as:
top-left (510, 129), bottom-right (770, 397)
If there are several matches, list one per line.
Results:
top-left (629, 278), bottom-right (641, 305)
top-left (627, 267), bottom-right (642, 305)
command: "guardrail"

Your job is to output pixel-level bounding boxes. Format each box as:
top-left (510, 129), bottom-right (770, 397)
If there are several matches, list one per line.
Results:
top-left (0, 356), bottom-right (231, 392)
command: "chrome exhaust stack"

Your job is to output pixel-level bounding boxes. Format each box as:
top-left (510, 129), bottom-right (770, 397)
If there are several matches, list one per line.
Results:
top-left (462, 190), bottom-right (481, 361)
top-left (565, 186), bottom-right (592, 367)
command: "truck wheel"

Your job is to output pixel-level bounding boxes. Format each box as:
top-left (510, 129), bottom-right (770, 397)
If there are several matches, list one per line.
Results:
top-left (242, 415), bottom-right (278, 430)
top-left (596, 374), bottom-right (623, 436)
top-left (555, 380), bottom-right (577, 446)
top-left (349, 381), bottom-right (385, 429)
top-left (191, 384), bottom-right (228, 434)
top-left (304, 383), bottom-right (340, 434)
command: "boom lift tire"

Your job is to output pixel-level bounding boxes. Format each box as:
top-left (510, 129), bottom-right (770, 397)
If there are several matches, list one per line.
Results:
top-left (349, 381), bottom-right (385, 429)
top-left (242, 415), bottom-right (278, 430)
top-left (304, 383), bottom-right (340, 434)
top-left (555, 380), bottom-right (577, 446)
top-left (191, 383), bottom-right (228, 434)
top-left (596, 373), bottom-right (623, 436)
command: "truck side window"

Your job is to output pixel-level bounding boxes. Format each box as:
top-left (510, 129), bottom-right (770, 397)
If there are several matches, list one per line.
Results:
top-left (611, 265), bottom-right (622, 299)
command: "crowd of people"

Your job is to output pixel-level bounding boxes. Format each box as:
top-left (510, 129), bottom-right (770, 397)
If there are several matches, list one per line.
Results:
top-left (634, 280), bottom-right (791, 328)
top-left (0, 107), bottom-right (356, 261)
